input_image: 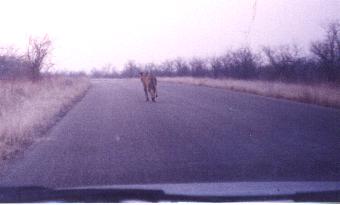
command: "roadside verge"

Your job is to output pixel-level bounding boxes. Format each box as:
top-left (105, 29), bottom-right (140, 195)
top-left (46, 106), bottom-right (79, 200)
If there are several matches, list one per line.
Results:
top-left (159, 77), bottom-right (340, 109)
top-left (0, 76), bottom-right (91, 163)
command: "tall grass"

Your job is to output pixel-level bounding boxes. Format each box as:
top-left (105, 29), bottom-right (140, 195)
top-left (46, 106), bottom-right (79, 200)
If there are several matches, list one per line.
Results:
top-left (0, 76), bottom-right (90, 161)
top-left (160, 77), bottom-right (340, 109)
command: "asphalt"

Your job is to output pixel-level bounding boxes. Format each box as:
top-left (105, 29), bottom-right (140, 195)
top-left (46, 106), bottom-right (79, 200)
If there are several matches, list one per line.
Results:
top-left (0, 79), bottom-right (339, 188)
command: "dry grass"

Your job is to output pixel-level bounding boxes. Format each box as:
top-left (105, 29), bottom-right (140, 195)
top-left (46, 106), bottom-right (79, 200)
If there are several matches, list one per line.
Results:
top-left (160, 77), bottom-right (340, 109)
top-left (0, 76), bottom-right (90, 161)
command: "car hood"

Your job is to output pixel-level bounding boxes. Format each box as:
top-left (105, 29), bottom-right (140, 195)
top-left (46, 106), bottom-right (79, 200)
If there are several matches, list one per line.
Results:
top-left (82, 181), bottom-right (340, 196)
top-left (1, 181), bottom-right (340, 202)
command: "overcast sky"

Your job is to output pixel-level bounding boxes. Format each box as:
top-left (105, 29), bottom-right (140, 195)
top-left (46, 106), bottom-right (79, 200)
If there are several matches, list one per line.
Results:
top-left (0, 0), bottom-right (339, 72)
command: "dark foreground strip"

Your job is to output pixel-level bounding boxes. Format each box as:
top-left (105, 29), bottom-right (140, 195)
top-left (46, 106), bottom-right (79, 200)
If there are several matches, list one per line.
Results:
top-left (0, 186), bottom-right (339, 203)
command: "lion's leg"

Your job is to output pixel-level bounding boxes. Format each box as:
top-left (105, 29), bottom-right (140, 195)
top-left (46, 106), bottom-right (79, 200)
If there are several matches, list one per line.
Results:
top-left (155, 86), bottom-right (158, 98)
top-left (151, 92), bottom-right (156, 102)
top-left (144, 86), bottom-right (149, 101)
top-left (149, 86), bottom-right (156, 102)
top-left (154, 78), bottom-right (158, 97)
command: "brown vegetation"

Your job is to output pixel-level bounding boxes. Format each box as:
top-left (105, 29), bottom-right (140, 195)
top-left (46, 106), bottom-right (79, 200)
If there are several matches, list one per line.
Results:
top-left (0, 76), bottom-right (90, 162)
top-left (160, 77), bottom-right (340, 109)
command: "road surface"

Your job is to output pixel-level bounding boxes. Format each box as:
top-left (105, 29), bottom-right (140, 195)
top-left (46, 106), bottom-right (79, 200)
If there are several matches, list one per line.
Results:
top-left (0, 79), bottom-right (339, 188)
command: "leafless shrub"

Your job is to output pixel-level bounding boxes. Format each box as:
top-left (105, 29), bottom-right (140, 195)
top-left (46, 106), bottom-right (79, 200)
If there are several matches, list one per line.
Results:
top-left (0, 47), bottom-right (30, 80)
top-left (26, 35), bottom-right (53, 81)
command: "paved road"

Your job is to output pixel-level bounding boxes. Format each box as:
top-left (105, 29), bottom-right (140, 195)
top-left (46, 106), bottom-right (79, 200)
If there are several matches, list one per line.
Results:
top-left (0, 79), bottom-right (339, 188)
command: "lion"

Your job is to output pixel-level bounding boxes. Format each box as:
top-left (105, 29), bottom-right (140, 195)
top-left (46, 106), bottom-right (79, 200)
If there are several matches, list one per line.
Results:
top-left (139, 72), bottom-right (158, 102)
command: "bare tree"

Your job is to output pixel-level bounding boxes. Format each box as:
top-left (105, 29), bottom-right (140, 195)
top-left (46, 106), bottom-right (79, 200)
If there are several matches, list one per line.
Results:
top-left (229, 47), bottom-right (259, 79)
top-left (310, 21), bottom-right (340, 81)
top-left (160, 60), bottom-right (176, 76)
top-left (172, 58), bottom-right (188, 76)
top-left (263, 45), bottom-right (303, 81)
top-left (121, 60), bottom-right (140, 78)
top-left (189, 58), bottom-right (208, 77)
top-left (26, 35), bottom-right (52, 81)
top-left (102, 63), bottom-right (118, 78)
top-left (143, 63), bottom-right (157, 73)
top-left (209, 56), bottom-right (224, 78)
top-left (218, 52), bottom-right (234, 78)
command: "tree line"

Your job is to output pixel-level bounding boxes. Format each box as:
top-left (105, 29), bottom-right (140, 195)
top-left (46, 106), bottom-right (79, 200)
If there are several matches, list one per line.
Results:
top-left (1, 21), bottom-right (339, 84)
top-left (112, 21), bottom-right (339, 84)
